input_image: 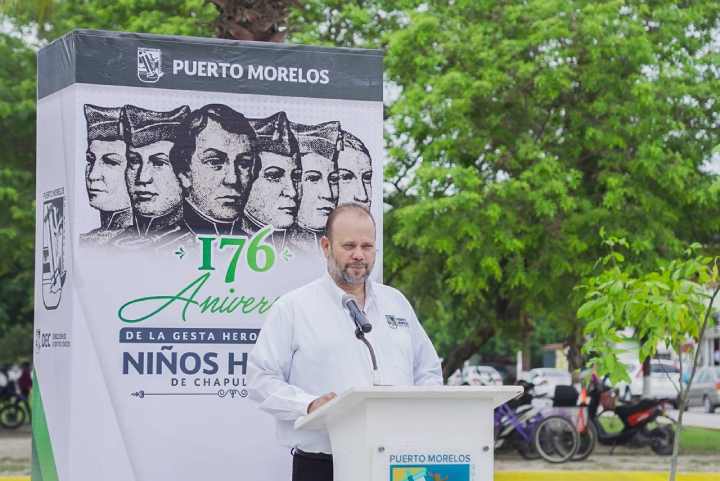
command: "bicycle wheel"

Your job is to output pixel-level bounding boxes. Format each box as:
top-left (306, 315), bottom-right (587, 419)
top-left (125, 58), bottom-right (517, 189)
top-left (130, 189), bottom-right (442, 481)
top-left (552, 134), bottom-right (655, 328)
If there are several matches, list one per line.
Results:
top-left (0, 403), bottom-right (26, 429)
top-left (533, 415), bottom-right (578, 463)
top-left (572, 421), bottom-right (597, 461)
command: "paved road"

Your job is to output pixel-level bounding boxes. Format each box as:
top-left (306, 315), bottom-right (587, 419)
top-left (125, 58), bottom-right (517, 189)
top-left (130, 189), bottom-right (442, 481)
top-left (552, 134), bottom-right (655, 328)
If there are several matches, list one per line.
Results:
top-left (668, 407), bottom-right (720, 430)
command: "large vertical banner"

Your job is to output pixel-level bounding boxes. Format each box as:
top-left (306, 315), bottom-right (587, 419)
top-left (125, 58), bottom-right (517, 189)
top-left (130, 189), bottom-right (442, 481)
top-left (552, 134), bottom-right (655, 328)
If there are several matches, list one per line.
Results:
top-left (33, 30), bottom-right (383, 481)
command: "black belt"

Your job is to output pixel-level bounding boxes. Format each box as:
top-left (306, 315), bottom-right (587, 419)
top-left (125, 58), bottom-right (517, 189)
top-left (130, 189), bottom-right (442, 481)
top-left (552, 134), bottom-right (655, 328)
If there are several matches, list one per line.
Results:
top-left (293, 448), bottom-right (333, 461)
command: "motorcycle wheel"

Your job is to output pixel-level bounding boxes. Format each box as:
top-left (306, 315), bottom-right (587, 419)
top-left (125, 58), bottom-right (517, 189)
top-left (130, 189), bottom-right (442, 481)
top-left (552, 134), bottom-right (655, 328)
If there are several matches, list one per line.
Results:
top-left (0, 403), bottom-right (26, 429)
top-left (650, 425), bottom-right (675, 456)
top-left (572, 421), bottom-right (597, 461)
top-left (533, 415), bottom-right (578, 463)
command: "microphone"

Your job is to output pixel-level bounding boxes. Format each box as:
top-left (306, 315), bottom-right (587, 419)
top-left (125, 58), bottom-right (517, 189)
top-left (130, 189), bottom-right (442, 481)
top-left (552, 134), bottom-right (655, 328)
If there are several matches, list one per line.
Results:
top-left (342, 295), bottom-right (372, 334)
top-left (341, 294), bottom-right (380, 385)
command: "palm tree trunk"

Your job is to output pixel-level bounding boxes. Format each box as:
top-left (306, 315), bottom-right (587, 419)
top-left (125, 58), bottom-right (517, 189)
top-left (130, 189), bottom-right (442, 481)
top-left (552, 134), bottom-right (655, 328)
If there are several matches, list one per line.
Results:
top-left (208, 0), bottom-right (299, 42)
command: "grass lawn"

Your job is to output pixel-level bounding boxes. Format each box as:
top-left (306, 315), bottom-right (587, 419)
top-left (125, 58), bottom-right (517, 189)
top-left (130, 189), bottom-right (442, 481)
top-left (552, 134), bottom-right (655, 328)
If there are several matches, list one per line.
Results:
top-left (679, 425), bottom-right (720, 454)
top-left (599, 414), bottom-right (720, 454)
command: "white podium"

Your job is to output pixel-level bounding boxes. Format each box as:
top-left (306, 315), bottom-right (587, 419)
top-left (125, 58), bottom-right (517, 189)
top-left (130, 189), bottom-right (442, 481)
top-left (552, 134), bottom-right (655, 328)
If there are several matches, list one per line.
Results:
top-left (295, 385), bottom-right (522, 481)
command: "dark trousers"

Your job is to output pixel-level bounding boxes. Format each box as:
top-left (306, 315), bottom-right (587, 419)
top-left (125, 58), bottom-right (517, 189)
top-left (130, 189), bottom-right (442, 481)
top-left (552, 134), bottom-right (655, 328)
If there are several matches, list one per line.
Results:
top-left (292, 449), bottom-right (333, 481)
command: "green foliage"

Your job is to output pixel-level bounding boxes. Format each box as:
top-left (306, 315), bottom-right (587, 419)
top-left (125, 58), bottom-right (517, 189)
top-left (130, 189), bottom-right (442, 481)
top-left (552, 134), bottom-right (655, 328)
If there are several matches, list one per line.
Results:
top-left (0, 168), bottom-right (35, 347)
top-left (578, 239), bottom-right (719, 479)
top-left (288, 0), bottom-right (421, 48)
top-left (0, 31), bottom-right (36, 349)
top-left (2, 0), bottom-right (720, 377)
top-left (0, 323), bottom-right (33, 364)
top-left (579, 239), bottom-right (717, 383)
top-left (3, 0), bottom-right (216, 41)
top-left (0, 33), bottom-right (35, 170)
top-left (381, 0), bottom-right (720, 373)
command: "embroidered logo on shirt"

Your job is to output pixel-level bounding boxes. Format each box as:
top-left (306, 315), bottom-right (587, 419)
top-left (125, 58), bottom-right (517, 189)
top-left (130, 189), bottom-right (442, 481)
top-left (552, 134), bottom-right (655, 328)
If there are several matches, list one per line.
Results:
top-left (386, 315), bottom-right (408, 329)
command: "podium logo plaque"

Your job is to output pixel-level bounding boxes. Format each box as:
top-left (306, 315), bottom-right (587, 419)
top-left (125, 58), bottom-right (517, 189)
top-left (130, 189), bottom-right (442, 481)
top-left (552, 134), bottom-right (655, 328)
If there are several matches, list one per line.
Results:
top-left (390, 463), bottom-right (470, 481)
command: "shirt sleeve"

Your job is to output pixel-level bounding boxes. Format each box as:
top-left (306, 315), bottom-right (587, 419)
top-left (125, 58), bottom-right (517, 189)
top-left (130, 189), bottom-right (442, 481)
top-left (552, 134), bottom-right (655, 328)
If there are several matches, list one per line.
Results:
top-left (247, 299), bottom-right (318, 421)
top-left (406, 299), bottom-right (443, 386)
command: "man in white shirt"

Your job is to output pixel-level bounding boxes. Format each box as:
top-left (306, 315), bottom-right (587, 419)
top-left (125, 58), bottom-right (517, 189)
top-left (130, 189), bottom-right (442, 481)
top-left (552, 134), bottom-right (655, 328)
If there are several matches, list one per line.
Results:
top-left (248, 203), bottom-right (442, 481)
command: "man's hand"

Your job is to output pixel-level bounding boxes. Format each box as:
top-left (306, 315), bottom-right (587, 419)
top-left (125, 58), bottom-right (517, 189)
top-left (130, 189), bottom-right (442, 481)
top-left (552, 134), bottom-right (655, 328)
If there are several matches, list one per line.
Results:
top-left (307, 392), bottom-right (337, 414)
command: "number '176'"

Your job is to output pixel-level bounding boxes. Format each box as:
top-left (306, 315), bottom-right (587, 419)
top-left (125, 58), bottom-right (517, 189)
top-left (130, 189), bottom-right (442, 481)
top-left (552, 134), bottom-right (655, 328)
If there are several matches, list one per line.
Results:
top-left (197, 226), bottom-right (276, 282)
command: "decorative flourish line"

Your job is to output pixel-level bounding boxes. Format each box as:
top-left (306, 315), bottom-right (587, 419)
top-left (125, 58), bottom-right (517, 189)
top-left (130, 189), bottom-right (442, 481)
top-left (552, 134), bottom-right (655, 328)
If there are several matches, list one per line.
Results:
top-left (131, 389), bottom-right (248, 399)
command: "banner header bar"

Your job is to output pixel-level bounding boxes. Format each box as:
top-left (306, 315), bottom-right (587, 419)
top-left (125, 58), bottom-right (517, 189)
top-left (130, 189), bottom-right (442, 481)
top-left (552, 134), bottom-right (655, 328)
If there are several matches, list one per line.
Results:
top-left (38, 29), bottom-right (384, 101)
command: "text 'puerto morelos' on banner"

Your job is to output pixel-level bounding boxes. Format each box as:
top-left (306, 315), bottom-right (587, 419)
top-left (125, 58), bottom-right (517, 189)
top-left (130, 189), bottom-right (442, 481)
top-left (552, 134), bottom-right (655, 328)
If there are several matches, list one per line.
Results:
top-left (34, 30), bottom-right (383, 481)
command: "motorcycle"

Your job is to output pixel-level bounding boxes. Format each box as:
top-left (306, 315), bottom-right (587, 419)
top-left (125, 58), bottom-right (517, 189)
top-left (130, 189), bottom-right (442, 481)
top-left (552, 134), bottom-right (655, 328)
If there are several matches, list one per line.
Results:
top-left (585, 375), bottom-right (675, 455)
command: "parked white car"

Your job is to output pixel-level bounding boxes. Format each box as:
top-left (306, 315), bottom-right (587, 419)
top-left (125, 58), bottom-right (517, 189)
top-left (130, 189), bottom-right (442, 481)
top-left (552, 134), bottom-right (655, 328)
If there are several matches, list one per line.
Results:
top-left (446, 365), bottom-right (503, 386)
top-left (464, 366), bottom-right (503, 386)
top-left (615, 361), bottom-right (681, 402)
top-left (520, 368), bottom-right (572, 398)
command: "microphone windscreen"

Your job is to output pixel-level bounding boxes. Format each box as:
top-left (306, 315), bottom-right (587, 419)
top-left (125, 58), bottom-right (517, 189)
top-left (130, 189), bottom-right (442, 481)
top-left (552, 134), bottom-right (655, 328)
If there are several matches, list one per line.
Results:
top-left (341, 294), bottom-right (356, 308)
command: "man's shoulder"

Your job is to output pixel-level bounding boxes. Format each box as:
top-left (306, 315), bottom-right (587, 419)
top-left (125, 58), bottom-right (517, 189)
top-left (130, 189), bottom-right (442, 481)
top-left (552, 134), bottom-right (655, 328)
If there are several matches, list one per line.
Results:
top-left (372, 281), bottom-right (410, 304)
top-left (275, 276), bottom-right (327, 308)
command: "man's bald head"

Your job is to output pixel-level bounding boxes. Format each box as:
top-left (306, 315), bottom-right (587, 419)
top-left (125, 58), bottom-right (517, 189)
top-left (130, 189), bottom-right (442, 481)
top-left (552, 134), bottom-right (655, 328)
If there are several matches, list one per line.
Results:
top-left (324, 203), bottom-right (376, 240)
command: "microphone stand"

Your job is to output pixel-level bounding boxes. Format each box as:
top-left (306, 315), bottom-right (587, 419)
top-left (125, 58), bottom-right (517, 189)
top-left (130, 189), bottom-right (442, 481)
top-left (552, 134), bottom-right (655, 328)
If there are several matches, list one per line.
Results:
top-left (353, 326), bottom-right (381, 385)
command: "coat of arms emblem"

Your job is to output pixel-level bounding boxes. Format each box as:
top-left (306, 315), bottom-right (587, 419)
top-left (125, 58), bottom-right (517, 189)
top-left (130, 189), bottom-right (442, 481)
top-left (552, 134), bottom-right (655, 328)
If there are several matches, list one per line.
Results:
top-left (42, 192), bottom-right (67, 310)
top-left (137, 47), bottom-right (163, 83)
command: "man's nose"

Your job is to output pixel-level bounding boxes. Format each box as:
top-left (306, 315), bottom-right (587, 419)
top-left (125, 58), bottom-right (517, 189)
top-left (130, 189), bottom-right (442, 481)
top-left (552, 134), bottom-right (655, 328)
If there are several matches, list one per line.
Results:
top-left (137, 163), bottom-right (153, 184)
top-left (351, 247), bottom-right (365, 260)
top-left (223, 164), bottom-right (238, 185)
top-left (319, 178), bottom-right (334, 201)
top-left (353, 182), bottom-right (369, 203)
top-left (87, 162), bottom-right (103, 181)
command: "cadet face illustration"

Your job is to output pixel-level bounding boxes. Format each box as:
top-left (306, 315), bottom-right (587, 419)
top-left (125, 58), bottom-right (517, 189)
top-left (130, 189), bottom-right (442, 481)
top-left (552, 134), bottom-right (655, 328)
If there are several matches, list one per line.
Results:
top-left (183, 119), bottom-right (254, 221)
top-left (246, 112), bottom-right (301, 230)
top-left (122, 105), bottom-right (190, 219)
top-left (245, 151), bottom-right (300, 228)
top-left (126, 140), bottom-right (183, 216)
top-left (291, 120), bottom-right (342, 232)
top-left (297, 153), bottom-right (338, 231)
top-left (337, 142), bottom-right (372, 208)
top-left (85, 139), bottom-right (131, 212)
top-left (173, 105), bottom-right (258, 222)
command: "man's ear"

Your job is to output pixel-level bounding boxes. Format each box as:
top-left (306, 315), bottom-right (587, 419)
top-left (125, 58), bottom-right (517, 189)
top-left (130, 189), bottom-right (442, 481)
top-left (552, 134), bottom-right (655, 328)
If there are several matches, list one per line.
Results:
top-left (320, 236), bottom-right (330, 257)
top-left (178, 171), bottom-right (191, 190)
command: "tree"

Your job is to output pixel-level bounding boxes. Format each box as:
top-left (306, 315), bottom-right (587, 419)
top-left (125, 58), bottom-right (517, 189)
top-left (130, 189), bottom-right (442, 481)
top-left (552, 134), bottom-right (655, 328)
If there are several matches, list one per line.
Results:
top-left (579, 239), bottom-right (719, 481)
top-left (1, 1), bottom-right (216, 41)
top-left (382, 0), bottom-right (720, 377)
top-left (0, 31), bottom-right (38, 360)
top-left (4, 0), bottom-right (720, 380)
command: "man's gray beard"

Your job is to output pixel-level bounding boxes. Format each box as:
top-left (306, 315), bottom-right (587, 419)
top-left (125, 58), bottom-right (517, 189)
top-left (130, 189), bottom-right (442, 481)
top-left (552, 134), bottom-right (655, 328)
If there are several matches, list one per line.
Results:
top-left (328, 255), bottom-right (369, 286)
top-left (340, 269), bottom-right (367, 285)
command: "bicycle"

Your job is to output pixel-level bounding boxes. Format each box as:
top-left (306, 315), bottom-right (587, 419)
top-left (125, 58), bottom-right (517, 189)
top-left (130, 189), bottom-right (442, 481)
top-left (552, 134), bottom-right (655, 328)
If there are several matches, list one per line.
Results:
top-left (0, 387), bottom-right (31, 429)
top-left (495, 381), bottom-right (579, 463)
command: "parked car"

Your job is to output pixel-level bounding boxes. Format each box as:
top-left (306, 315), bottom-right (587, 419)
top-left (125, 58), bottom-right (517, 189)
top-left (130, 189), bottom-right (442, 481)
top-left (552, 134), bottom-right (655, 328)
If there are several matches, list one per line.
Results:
top-left (615, 361), bottom-right (681, 402)
top-left (446, 364), bottom-right (503, 386)
top-left (519, 368), bottom-right (572, 398)
top-left (686, 366), bottom-right (720, 413)
top-left (463, 366), bottom-right (503, 386)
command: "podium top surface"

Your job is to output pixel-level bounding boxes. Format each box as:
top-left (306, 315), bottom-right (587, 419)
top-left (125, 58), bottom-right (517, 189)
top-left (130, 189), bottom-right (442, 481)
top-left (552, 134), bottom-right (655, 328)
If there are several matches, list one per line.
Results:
top-left (295, 385), bottom-right (523, 431)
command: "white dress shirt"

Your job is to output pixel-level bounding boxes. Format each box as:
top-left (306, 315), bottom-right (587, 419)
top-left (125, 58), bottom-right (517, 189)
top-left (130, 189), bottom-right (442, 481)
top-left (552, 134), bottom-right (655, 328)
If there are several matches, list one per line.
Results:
top-left (248, 272), bottom-right (443, 453)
